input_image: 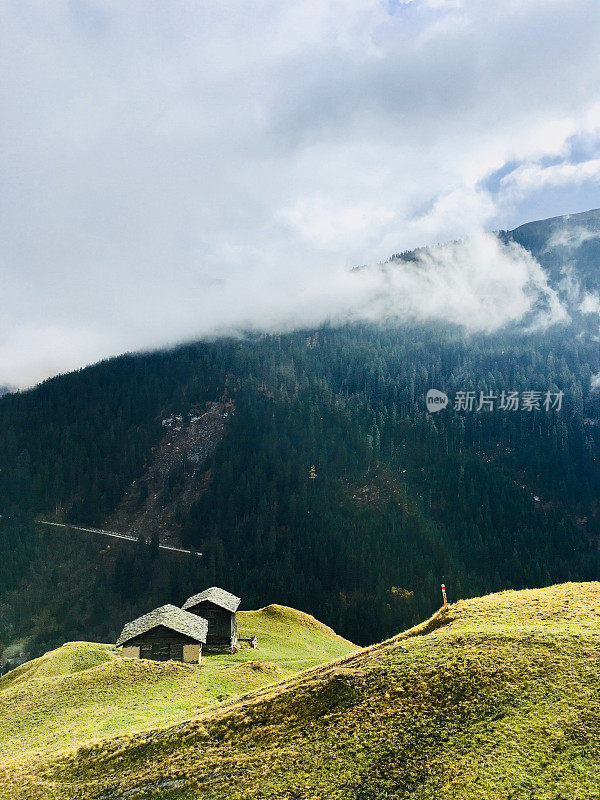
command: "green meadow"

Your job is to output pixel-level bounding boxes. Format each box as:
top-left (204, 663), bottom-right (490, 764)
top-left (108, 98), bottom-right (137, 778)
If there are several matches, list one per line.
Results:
top-left (2, 584), bottom-right (600, 799)
top-left (0, 604), bottom-right (355, 767)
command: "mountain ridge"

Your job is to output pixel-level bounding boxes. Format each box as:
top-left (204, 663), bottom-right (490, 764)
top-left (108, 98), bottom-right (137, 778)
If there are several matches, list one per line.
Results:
top-left (509, 205), bottom-right (600, 234)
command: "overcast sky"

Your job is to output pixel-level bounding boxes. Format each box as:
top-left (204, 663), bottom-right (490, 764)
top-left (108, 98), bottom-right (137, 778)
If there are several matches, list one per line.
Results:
top-left (2, 0), bottom-right (600, 387)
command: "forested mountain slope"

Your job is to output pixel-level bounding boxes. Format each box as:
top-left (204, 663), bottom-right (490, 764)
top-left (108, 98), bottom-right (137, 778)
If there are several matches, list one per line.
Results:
top-left (508, 207), bottom-right (600, 294)
top-left (2, 209), bottom-right (600, 662)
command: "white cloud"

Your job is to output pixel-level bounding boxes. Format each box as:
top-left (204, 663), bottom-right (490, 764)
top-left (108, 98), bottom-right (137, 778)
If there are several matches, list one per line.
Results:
top-left (355, 233), bottom-right (568, 332)
top-left (1, 0), bottom-right (600, 386)
top-left (580, 292), bottom-right (600, 315)
top-left (548, 225), bottom-right (600, 250)
top-left (500, 158), bottom-right (600, 202)
top-left (278, 199), bottom-right (395, 252)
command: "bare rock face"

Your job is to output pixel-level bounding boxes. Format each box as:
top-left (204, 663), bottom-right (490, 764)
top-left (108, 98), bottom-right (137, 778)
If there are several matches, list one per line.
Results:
top-left (105, 400), bottom-right (234, 547)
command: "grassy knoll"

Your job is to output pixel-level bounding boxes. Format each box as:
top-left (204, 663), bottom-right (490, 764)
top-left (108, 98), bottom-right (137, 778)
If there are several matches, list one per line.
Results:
top-left (0, 605), bottom-right (355, 768)
top-left (2, 582), bottom-right (599, 800)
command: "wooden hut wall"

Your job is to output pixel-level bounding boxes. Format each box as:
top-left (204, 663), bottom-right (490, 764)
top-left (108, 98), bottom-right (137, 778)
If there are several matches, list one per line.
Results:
top-left (189, 601), bottom-right (234, 644)
top-left (124, 625), bottom-right (199, 662)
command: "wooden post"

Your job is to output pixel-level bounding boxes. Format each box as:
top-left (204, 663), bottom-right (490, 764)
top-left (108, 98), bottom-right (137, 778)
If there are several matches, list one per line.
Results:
top-left (441, 583), bottom-right (448, 606)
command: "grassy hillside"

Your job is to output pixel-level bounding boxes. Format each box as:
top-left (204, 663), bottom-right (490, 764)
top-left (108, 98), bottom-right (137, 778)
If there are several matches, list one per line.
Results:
top-left (2, 582), bottom-right (599, 799)
top-left (0, 605), bottom-right (355, 767)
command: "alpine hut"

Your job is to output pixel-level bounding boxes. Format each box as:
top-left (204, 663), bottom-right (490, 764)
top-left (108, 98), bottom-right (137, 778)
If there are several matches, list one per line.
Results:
top-left (116, 604), bottom-right (207, 663)
top-left (182, 587), bottom-right (240, 652)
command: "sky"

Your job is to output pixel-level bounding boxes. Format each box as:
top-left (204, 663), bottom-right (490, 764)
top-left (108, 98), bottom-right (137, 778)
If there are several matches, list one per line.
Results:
top-left (2, 0), bottom-right (600, 387)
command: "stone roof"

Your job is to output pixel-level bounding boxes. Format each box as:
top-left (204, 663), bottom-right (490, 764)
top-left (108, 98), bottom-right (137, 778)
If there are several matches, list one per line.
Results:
top-left (182, 586), bottom-right (241, 613)
top-left (116, 604), bottom-right (208, 646)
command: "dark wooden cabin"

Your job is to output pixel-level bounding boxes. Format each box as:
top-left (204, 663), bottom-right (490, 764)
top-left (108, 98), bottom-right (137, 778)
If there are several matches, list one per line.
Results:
top-left (116, 604), bottom-right (208, 663)
top-left (182, 587), bottom-right (240, 652)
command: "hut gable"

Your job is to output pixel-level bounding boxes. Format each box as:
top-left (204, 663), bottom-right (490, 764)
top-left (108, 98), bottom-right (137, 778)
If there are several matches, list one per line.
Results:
top-left (182, 587), bottom-right (241, 613)
top-left (182, 587), bottom-right (240, 652)
top-left (117, 604), bottom-right (208, 647)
